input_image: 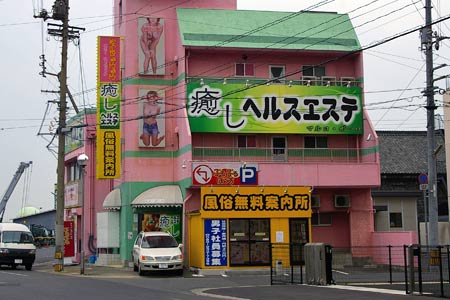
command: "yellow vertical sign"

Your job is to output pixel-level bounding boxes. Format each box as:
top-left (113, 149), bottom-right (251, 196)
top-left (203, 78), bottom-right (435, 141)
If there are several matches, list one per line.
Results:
top-left (96, 36), bottom-right (121, 179)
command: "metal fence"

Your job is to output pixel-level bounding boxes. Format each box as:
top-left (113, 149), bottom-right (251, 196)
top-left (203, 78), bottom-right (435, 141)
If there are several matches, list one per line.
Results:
top-left (270, 243), bottom-right (304, 285)
top-left (405, 245), bottom-right (450, 298)
top-left (270, 243), bottom-right (450, 298)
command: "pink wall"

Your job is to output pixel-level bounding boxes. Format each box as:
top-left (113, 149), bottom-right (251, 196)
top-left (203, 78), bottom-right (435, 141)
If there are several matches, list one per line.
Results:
top-left (187, 50), bottom-right (360, 79)
top-left (312, 212), bottom-right (350, 247)
top-left (108, 0), bottom-right (392, 255)
top-left (65, 113), bottom-right (113, 256)
top-left (372, 231), bottom-right (418, 246)
top-left (258, 163), bottom-right (379, 187)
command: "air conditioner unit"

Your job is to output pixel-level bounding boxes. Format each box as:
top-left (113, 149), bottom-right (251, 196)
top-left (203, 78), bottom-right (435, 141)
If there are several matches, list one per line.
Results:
top-left (311, 195), bottom-right (320, 208)
top-left (334, 195), bottom-right (350, 208)
top-left (321, 76), bottom-right (336, 87)
top-left (340, 77), bottom-right (355, 87)
top-left (301, 76), bottom-right (317, 86)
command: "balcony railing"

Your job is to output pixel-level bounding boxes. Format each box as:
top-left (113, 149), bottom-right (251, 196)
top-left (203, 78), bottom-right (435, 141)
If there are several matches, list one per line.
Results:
top-left (187, 76), bottom-right (362, 88)
top-left (192, 147), bottom-right (377, 163)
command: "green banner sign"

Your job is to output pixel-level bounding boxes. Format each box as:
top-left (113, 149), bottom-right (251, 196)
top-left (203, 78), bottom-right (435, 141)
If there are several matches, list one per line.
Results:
top-left (187, 83), bottom-right (363, 134)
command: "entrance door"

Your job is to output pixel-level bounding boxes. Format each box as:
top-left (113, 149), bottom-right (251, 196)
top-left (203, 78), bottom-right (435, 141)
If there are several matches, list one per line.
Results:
top-left (229, 219), bottom-right (270, 266)
top-left (272, 137), bottom-right (286, 161)
top-left (289, 218), bottom-right (309, 265)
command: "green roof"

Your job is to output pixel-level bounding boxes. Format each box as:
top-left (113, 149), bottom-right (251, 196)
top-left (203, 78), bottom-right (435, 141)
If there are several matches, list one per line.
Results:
top-left (177, 8), bottom-right (361, 51)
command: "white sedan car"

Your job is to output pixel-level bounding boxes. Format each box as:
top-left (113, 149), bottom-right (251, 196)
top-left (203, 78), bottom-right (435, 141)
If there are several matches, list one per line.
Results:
top-left (132, 231), bottom-right (183, 276)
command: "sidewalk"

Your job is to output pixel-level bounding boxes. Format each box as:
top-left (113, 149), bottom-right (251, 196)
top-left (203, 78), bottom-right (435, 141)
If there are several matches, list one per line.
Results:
top-left (33, 260), bottom-right (272, 278)
top-left (33, 261), bottom-right (136, 278)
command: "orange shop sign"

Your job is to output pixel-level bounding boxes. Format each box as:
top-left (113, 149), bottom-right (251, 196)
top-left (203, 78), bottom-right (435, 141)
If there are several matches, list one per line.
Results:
top-left (200, 186), bottom-right (311, 218)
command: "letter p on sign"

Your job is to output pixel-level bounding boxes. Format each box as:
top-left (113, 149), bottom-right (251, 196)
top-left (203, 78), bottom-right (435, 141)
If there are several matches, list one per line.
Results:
top-left (240, 167), bottom-right (257, 185)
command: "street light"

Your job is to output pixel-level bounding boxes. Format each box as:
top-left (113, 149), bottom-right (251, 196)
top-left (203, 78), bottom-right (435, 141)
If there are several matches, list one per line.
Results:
top-left (77, 153), bottom-right (88, 275)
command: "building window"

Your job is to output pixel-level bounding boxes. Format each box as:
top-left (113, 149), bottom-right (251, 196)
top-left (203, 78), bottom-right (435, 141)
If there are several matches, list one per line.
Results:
top-left (235, 63), bottom-right (254, 77)
top-left (269, 65), bottom-right (285, 83)
top-left (272, 137), bottom-right (286, 161)
top-left (229, 219), bottom-right (270, 266)
top-left (311, 213), bottom-right (332, 226)
top-left (304, 136), bottom-right (328, 148)
top-left (66, 161), bottom-right (81, 182)
top-left (302, 65), bottom-right (325, 78)
top-left (390, 213), bottom-right (403, 228)
top-left (238, 135), bottom-right (256, 148)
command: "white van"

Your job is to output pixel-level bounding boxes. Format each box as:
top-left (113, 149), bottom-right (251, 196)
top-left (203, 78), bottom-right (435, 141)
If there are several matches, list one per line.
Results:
top-left (0, 223), bottom-right (36, 270)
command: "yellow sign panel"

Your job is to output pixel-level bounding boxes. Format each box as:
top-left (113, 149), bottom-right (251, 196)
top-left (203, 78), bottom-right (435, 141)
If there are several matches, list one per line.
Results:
top-left (201, 186), bottom-right (311, 218)
top-left (96, 36), bottom-right (121, 179)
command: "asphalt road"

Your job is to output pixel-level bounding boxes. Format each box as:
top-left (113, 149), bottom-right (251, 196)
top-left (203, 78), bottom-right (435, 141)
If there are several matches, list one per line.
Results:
top-left (0, 246), bottom-right (442, 300)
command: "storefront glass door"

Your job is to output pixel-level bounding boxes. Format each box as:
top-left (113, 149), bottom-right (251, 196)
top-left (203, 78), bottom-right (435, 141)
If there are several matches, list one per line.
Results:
top-left (289, 218), bottom-right (309, 265)
top-left (229, 219), bottom-right (270, 266)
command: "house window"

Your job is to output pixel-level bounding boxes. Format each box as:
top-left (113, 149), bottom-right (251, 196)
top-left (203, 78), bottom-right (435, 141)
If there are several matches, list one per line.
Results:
top-left (272, 136), bottom-right (286, 161)
top-left (390, 213), bottom-right (403, 228)
top-left (235, 63), bottom-right (254, 77)
top-left (238, 135), bottom-right (256, 148)
top-left (304, 136), bottom-right (328, 148)
top-left (302, 65), bottom-right (325, 78)
top-left (269, 65), bottom-right (285, 83)
top-left (66, 161), bottom-right (81, 182)
top-left (311, 213), bottom-right (332, 226)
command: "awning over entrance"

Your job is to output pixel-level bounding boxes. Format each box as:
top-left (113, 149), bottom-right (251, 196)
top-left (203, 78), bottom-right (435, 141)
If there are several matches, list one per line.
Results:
top-left (131, 185), bottom-right (183, 208)
top-left (103, 188), bottom-right (121, 210)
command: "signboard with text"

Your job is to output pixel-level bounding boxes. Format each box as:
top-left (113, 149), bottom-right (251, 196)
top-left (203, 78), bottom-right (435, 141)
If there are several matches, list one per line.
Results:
top-left (187, 83), bottom-right (362, 134)
top-left (192, 162), bottom-right (258, 186)
top-left (96, 36), bottom-right (121, 179)
top-left (204, 219), bottom-right (227, 267)
top-left (64, 221), bottom-right (74, 257)
top-left (64, 182), bottom-right (80, 208)
top-left (201, 186), bottom-right (311, 218)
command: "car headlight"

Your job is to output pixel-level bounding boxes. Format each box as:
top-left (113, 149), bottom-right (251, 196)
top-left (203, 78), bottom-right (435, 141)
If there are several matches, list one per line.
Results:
top-left (29, 249), bottom-right (36, 254)
top-left (0, 248), bottom-right (9, 254)
top-left (171, 254), bottom-right (182, 260)
top-left (141, 255), bottom-right (155, 261)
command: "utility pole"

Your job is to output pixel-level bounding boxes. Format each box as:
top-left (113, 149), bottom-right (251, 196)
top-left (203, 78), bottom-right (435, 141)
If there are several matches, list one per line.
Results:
top-left (34, 0), bottom-right (83, 272)
top-left (54, 0), bottom-right (69, 272)
top-left (423, 0), bottom-right (438, 247)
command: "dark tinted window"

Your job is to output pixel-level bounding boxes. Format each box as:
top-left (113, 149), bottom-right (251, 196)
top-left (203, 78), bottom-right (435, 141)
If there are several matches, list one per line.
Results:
top-left (2, 231), bottom-right (34, 244)
top-left (142, 235), bottom-right (178, 248)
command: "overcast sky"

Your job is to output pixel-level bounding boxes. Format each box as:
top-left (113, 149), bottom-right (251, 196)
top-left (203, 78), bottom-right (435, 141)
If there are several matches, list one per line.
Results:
top-left (1, 0), bottom-right (449, 222)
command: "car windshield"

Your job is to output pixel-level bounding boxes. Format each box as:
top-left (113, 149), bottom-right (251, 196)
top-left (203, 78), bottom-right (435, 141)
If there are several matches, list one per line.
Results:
top-left (141, 235), bottom-right (178, 248)
top-left (1, 231), bottom-right (34, 244)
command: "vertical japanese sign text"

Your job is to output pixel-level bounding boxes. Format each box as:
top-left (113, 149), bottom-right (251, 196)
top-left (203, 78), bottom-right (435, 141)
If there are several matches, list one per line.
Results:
top-left (204, 219), bottom-right (227, 267)
top-left (96, 36), bottom-right (121, 179)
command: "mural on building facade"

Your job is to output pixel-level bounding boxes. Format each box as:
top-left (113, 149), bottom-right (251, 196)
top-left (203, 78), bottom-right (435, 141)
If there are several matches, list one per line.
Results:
top-left (138, 17), bottom-right (165, 75)
top-left (138, 89), bottom-right (166, 147)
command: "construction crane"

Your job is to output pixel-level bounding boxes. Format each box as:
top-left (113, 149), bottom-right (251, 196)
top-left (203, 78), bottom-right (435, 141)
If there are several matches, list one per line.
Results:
top-left (0, 161), bottom-right (33, 222)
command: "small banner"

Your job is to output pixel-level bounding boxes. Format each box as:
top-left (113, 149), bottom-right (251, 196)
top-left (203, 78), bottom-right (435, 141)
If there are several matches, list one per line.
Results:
top-left (64, 221), bottom-right (74, 257)
top-left (96, 36), bottom-right (121, 179)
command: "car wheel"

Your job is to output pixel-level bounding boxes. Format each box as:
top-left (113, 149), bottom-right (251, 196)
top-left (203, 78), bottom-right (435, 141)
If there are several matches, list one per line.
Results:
top-left (25, 264), bottom-right (32, 271)
top-left (133, 261), bottom-right (138, 272)
top-left (175, 269), bottom-right (184, 276)
top-left (138, 262), bottom-right (145, 276)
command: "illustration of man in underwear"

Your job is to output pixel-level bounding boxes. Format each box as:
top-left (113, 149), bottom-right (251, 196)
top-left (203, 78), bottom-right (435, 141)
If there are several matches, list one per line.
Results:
top-left (140, 90), bottom-right (165, 147)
